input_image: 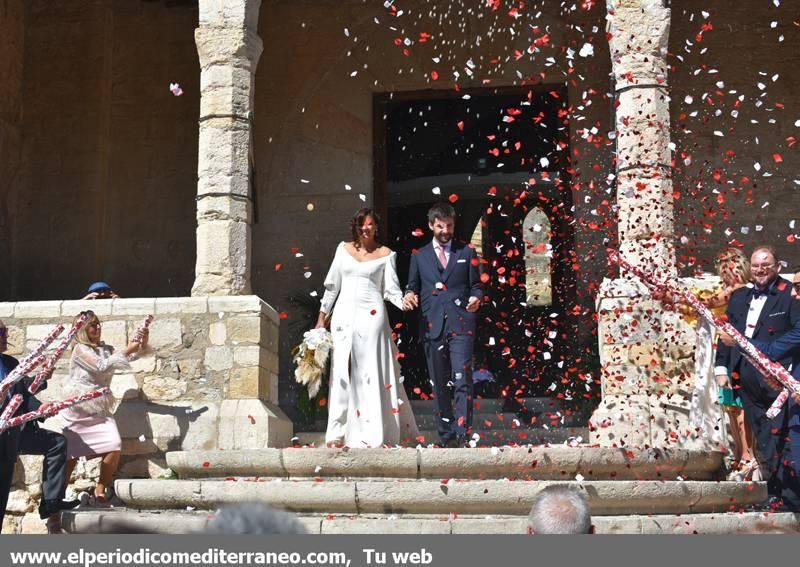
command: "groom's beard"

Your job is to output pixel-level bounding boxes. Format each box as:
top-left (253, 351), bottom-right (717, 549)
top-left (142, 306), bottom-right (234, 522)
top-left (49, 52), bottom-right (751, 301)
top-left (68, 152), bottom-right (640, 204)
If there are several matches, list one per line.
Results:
top-left (434, 234), bottom-right (452, 246)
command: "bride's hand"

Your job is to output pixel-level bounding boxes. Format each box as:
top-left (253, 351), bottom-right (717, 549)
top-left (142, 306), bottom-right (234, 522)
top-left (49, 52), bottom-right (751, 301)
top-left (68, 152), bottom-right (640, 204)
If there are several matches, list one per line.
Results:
top-left (315, 313), bottom-right (328, 329)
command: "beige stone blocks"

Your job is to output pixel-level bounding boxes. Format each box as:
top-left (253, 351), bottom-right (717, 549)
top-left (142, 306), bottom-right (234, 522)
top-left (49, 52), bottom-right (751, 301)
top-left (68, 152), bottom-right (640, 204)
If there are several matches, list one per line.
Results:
top-left (204, 346), bottom-right (233, 371)
top-left (14, 301), bottom-right (62, 319)
top-left (111, 298), bottom-right (156, 316)
top-left (155, 297), bottom-right (208, 314)
top-left (0, 303), bottom-right (15, 318)
top-left (226, 315), bottom-right (261, 344)
top-left (146, 319), bottom-right (183, 351)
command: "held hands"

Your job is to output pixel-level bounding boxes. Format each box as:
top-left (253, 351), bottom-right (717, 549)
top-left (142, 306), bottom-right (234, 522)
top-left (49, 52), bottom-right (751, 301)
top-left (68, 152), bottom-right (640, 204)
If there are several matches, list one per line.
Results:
top-left (315, 313), bottom-right (329, 329)
top-left (716, 373), bottom-right (731, 388)
top-left (466, 296), bottom-right (480, 313)
top-left (403, 292), bottom-right (419, 311)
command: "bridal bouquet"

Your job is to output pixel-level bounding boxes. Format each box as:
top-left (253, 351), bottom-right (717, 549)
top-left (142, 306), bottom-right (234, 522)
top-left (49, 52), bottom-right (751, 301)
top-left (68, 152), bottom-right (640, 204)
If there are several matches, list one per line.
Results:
top-left (292, 328), bottom-right (333, 398)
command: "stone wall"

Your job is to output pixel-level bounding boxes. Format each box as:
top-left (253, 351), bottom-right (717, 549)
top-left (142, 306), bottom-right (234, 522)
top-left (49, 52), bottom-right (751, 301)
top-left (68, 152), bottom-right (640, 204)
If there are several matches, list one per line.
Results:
top-left (669, 1), bottom-right (800, 268)
top-left (0, 295), bottom-right (290, 534)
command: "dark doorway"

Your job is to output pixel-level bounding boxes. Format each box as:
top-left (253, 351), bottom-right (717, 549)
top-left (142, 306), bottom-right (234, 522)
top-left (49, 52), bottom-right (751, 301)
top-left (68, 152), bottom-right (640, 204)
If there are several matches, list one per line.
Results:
top-left (374, 86), bottom-right (580, 402)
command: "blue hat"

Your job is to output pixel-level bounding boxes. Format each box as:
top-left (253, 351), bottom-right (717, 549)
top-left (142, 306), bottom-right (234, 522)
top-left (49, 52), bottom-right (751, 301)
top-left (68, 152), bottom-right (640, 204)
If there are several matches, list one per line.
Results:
top-left (87, 281), bottom-right (112, 294)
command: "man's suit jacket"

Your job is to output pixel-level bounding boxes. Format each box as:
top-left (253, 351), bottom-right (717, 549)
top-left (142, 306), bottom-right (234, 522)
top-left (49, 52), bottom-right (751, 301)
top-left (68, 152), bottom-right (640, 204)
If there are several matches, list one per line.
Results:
top-left (752, 319), bottom-right (800, 426)
top-left (0, 355), bottom-right (41, 463)
top-left (406, 240), bottom-right (483, 340)
top-left (716, 278), bottom-right (800, 403)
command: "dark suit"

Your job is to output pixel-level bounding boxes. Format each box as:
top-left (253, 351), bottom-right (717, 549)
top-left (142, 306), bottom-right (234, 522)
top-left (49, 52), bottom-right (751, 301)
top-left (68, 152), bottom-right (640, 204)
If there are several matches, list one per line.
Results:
top-left (0, 354), bottom-right (39, 531)
top-left (752, 318), bottom-right (800, 484)
top-left (0, 354), bottom-right (69, 526)
top-left (407, 240), bottom-right (483, 442)
top-left (716, 278), bottom-right (800, 506)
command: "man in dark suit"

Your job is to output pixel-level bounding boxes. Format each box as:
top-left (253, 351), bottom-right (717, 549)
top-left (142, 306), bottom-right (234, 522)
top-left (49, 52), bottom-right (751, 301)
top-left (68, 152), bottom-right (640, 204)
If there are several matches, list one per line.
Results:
top-left (715, 246), bottom-right (800, 509)
top-left (0, 321), bottom-right (77, 533)
top-left (404, 203), bottom-right (483, 447)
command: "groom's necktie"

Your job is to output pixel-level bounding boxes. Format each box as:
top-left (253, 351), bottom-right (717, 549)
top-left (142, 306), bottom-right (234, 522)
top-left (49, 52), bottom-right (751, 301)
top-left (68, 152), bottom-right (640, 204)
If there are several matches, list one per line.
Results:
top-left (437, 245), bottom-right (448, 270)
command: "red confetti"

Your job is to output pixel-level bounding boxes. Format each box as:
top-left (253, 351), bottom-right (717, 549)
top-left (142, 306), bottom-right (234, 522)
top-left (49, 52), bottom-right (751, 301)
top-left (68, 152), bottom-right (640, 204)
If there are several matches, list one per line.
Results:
top-left (431, 70), bottom-right (439, 81)
top-left (279, 312), bottom-right (288, 320)
top-left (448, 193), bottom-right (459, 204)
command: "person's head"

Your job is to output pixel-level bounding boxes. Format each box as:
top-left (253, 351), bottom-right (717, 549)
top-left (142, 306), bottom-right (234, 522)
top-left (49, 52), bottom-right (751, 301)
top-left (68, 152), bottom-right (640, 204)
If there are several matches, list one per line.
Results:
top-left (793, 271), bottom-right (800, 299)
top-left (427, 202), bottom-right (457, 246)
top-left (87, 281), bottom-right (114, 299)
top-left (714, 247), bottom-right (750, 287)
top-left (527, 486), bottom-right (593, 534)
top-left (750, 245), bottom-right (780, 289)
top-left (75, 311), bottom-right (102, 347)
top-left (204, 503), bottom-right (308, 534)
top-left (350, 208), bottom-right (381, 248)
top-left (0, 320), bottom-right (7, 354)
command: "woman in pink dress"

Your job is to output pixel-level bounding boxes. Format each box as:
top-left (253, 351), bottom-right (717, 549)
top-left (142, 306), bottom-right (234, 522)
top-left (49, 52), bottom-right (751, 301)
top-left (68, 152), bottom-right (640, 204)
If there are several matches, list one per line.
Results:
top-left (61, 311), bottom-right (148, 502)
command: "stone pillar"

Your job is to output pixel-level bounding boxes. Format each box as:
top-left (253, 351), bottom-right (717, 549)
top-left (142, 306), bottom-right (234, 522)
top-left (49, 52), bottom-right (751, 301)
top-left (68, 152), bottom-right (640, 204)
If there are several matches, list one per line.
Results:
top-left (191, 0), bottom-right (262, 296)
top-left (590, 0), bottom-right (693, 448)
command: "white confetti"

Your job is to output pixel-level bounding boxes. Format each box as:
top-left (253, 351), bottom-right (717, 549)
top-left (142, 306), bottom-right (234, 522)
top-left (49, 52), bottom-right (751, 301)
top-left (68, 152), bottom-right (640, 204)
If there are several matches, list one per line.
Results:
top-left (431, 186), bottom-right (441, 195)
top-left (359, 194), bottom-right (366, 202)
top-left (169, 82), bottom-right (184, 97)
top-left (578, 43), bottom-right (594, 58)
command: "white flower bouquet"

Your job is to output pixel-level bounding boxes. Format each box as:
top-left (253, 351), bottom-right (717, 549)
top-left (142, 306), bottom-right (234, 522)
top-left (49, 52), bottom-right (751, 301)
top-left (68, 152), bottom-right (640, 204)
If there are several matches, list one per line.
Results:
top-left (292, 328), bottom-right (333, 398)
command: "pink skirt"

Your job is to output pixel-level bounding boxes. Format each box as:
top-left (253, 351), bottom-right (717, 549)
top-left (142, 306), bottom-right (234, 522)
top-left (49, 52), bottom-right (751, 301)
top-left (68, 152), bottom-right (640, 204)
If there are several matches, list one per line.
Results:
top-left (61, 412), bottom-right (121, 459)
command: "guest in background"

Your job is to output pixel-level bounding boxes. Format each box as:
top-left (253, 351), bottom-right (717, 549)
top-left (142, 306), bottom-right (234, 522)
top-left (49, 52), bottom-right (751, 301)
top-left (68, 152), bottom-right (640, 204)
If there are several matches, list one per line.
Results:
top-left (61, 311), bottom-right (147, 504)
top-left (715, 246), bottom-right (800, 510)
top-left (527, 486), bottom-right (593, 534)
top-left (81, 282), bottom-right (119, 301)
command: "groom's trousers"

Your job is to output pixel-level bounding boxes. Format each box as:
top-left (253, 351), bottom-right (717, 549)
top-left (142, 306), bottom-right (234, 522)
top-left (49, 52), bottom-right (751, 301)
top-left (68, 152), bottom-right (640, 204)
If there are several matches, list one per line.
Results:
top-left (423, 333), bottom-right (474, 442)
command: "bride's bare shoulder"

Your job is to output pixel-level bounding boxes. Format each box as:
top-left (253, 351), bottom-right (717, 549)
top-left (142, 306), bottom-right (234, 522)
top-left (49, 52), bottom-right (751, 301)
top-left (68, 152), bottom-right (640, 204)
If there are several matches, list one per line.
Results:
top-left (378, 245), bottom-right (394, 258)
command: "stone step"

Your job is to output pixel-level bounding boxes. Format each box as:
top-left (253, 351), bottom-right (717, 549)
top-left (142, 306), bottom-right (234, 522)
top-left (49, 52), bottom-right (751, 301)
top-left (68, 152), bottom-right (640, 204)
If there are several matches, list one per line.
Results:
top-left (113, 478), bottom-right (766, 516)
top-left (296, 427), bottom-right (589, 447)
top-left (62, 508), bottom-right (798, 535)
top-left (166, 447), bottom-right (724, 481)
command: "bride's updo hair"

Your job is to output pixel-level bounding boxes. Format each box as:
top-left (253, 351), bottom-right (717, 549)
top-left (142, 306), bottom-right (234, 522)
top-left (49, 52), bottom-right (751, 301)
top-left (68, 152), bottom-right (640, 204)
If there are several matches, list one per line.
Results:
top-left (350, 208), bottom-right (382, 249)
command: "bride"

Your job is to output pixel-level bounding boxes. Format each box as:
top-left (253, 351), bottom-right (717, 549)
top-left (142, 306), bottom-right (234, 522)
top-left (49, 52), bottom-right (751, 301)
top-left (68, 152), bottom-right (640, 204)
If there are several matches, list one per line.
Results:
top-left (316, 208), bottom-right (419, 447)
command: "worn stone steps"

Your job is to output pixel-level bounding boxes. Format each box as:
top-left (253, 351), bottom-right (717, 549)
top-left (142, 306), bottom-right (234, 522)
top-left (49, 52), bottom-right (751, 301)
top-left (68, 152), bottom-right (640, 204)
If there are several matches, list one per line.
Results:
top-left (113, 478), bottom-right (765, 516)
top-left (62, 508), bottom-right (798, 535)
top-left (294, 427), bottom-right (589, 447)
top-left (165, 447), bottom-right (724, 481)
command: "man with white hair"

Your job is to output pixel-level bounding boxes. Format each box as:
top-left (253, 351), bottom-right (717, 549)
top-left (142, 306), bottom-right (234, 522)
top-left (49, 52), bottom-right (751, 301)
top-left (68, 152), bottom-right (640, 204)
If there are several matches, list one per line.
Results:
top-left (527, 485), bottom-right (593, 534)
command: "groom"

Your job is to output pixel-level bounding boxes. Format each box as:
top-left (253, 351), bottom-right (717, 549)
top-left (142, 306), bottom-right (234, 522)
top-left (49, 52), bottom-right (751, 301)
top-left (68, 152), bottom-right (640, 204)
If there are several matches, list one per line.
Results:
top-left (404, 203), bottom-right (483, 447)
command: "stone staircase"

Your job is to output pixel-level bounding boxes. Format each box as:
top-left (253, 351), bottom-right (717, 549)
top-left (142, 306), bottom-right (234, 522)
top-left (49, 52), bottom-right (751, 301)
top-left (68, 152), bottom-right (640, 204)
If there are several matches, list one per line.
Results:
top-left (61, 446), bottom-right (799, 534)
top-left (297, 398), bottom-right (590, 447)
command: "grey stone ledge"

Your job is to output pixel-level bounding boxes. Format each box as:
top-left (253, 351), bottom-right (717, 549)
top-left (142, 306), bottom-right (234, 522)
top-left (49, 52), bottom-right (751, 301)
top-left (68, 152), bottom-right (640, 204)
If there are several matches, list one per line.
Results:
top-left (113, 479), bottom-right (766, 516)
top-left (62, 510), bottom-right (798, 535)
top-left (165, 447), bottom-right (723, 481)
top-left (207, 296), bottom-right (279, 323)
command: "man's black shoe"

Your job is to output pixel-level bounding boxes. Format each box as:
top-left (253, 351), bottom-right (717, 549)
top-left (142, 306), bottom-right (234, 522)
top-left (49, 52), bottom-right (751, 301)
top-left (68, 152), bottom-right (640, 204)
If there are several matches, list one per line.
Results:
top-left (40, 499), bottom-right (80, 519)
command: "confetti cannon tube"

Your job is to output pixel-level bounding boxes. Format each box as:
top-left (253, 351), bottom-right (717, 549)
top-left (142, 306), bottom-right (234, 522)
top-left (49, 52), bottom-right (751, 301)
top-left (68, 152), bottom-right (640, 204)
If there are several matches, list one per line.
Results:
top-left (0, 353), bottom-right (47, 401)
top-left (0, 323), bottom-right (66, 399)
top-left (27, 313), bottom-right (90, 396)
top-left (0, 388), bottom-right (110, 435)
top-left (133, 315), bottom-right (154, 344)
top-left (0, 394), bottom-right (23, 429)
top-left (608, 251), bottom-right (800, 415)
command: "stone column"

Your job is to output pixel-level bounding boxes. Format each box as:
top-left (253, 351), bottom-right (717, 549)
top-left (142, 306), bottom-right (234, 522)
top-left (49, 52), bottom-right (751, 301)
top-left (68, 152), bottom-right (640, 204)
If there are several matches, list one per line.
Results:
top-left (590, 0), bottom-right (692, 448)
top-left (191, 0), bottom-right (262, 296)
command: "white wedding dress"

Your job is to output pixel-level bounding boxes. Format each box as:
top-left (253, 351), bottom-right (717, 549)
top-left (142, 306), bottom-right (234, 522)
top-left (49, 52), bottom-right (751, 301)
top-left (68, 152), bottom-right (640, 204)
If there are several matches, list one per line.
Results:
top-left (320, 242), bottom-right (419, 447)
